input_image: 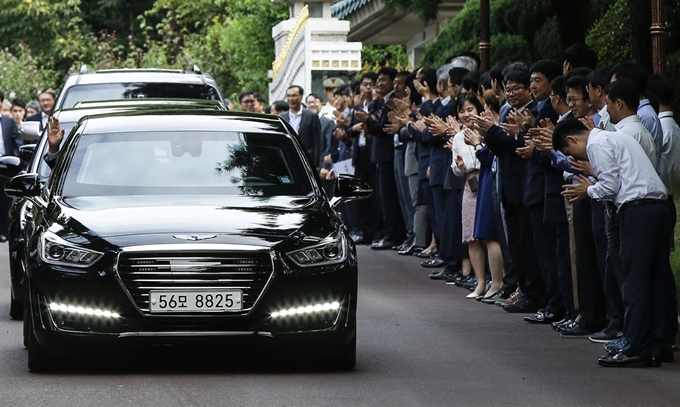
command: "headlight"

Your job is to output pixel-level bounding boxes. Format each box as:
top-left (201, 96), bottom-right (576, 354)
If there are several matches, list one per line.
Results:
top-left (285, 233), bottom-right (347, 267)
top-left (39, 231), bottom-right (103, 268)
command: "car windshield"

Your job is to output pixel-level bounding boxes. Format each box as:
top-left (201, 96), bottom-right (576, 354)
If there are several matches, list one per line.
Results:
top-left (61, 131), bottom-right (313, 197)
top-left (60, 83), bottom-right (220, 108)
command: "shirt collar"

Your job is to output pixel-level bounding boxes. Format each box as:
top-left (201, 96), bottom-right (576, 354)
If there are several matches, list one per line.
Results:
top-left (613, 114), bottom-right (640, 130)
top-left (639, 98), bottom-right (651, 108)
top-left (290, 108), bottom-right (303, 117)
top-left (383, 90), bottom-right (395, 104)
top-left (659, 111), bottom-right (673, 119)
top-left (557, 111), bottom-right (572, 123)
top-left (441, 96), bottom-right (452, 106)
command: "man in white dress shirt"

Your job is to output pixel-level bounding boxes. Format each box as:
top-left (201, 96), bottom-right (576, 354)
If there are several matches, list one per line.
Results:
top-left (554, 119), bottom-right (672, 368)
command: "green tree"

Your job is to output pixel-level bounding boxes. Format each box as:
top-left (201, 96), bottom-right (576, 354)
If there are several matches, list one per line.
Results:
top-left (382, 0), bottom-right (443, 22)
top-left (421, 0), bottom-right (561, 67)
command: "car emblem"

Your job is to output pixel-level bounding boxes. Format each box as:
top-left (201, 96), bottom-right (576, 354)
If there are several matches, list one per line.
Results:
top-left (172, 234), bottom-right (217, 241)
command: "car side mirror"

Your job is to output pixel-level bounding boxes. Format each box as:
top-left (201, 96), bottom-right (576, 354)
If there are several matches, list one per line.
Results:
top-left (329, 174), bottom-right (372, 209)
top-left (5, 173), bottom-right (40, 198)
top-left (19, 144), bottom-right (37, 163)
top-left (19, 121), bottom-right (41, 142)
top-left (0, 156), bottom-right (24, 179)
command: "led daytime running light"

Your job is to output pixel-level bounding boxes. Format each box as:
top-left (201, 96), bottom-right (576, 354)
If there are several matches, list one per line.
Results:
top-left (49, 302), bottom-right (120, 319)
top-left (271, 301), bottom-right (340, 318)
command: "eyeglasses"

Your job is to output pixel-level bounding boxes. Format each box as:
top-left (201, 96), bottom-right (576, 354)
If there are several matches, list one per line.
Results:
top-left (505, 86), bottom-right (525, 94)
top-left (242, 99), bottom-right (256, 104)
top-left (361, 82), bottom-right (374, 87)
top-left (566, 97), bottom-right (586, 104)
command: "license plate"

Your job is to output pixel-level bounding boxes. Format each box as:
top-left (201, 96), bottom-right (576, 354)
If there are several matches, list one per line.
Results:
top-left (149, 290), bottom-right (243, 312)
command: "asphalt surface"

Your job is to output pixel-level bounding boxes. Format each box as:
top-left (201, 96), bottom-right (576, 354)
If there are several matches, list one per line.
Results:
top-left (0, 244), bottom-right (678, 406)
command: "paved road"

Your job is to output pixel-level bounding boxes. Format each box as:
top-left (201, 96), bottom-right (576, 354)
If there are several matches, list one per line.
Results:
top-left (0, 244), bottom-right (678, 406)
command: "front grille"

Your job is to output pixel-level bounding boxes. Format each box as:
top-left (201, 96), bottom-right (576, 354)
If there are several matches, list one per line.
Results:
top-left (116, 250), bottom-right (273, 313)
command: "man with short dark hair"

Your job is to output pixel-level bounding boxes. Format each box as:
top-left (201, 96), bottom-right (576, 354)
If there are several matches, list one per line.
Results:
top-left (238, 91), bottom-right (256, 112)
top-left (555, 118), bottom-right (671, 367)
top-left (280, 85), bottom-right (321, 167)
top-left (563, 43), bottom-right (598, 75)
top-left (474, 66), bottom-right (545, 313)
top-left (610, 61), bottom-right (663, 169)
top-left (523, 60), bottom-right (572, 327)
top-left (355, 67), bottom-right (405, 250)
top-left (253, 92), bottom-right (266, 113)
top-left (26, 87), bottom-right (56, 130)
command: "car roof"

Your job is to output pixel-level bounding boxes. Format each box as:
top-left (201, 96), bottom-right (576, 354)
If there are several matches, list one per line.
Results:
top-left (65, 68), bottom-right (217, 86)
top-left (73, 98), bottom-right (227, 110)
top-left (76, 110), bottom-right (291, 135)
top-left (53, 100), bottom-right (227, 122)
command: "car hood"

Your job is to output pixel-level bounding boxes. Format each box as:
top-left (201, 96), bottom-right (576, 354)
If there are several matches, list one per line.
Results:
top-left (55, 195), bottom-right (337, 248)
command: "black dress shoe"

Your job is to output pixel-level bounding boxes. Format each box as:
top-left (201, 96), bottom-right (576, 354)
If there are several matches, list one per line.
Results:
top-left (524, 310), bottom-right (560, 324)
top-left (597, 352), bottom-right (658, 368)
top-left (444, 271), bottom-right (464, 284)
top-left (0, 234), bottom-right (7, 243)
top-left (372, 239), bottom-right (397, 250)
top-left (502, 296), bottom-right (542, 314)
top-left (398, 242), bottom-right (422, 256)
top-left (481, 290), bottom-right (503, 304)
top-left (421, 258), bottom-right (445, 268)
top-left (416, 249), bottom-right (435, 258)
top-left (429, 268), bottom-right (458, 280)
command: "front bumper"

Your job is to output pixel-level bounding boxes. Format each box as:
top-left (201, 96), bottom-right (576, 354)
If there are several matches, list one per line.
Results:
top-left (28, 255), bottom-right (357, 352)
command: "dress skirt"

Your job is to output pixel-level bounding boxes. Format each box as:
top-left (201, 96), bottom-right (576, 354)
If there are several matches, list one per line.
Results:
top-left (473, 164), bottom-right (498, 240)
top-left (462, 171), bottom-right (479, 243)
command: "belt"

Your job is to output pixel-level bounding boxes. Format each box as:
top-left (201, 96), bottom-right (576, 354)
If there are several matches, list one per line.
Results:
top-left (395, 144), bottom-right (404, 150)
top-left (618, 198), bottom-right (666, 213)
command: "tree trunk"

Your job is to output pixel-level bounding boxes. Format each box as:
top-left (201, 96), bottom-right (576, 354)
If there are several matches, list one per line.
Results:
top-left (550, 0), bottom-right (593, 49)
top-left (630, 0), bottom-right (653, 74)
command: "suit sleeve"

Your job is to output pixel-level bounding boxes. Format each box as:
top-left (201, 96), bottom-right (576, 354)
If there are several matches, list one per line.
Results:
top-left (10, 120), bottom-right (23, 155)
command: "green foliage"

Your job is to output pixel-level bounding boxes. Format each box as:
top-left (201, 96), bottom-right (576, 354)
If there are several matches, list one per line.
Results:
top-left (361, 45), bottom-right (411, 72)
top-left (140, 0), bottom-right (288, 99)
top-left (383, 0), bottom-right (444, 22)
top-left (0, 44), bottom-right (59, 101)
top-left (421, 0), bottom-right (561, 67)
top-left (585, 0), bottom-right (630, 68)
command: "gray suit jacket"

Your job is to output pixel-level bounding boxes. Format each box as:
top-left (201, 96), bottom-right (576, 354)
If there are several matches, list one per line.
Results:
top-left (280, 108), bottom-right (321, 167)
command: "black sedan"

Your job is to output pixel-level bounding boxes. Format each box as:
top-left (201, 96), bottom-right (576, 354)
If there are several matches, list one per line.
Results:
top-left (0, 109), bottom-right (370, 372)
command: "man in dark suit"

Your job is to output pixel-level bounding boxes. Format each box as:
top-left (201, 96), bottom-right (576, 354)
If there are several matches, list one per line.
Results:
top-left (0, 111), bottom-right (23, 241)
top-left (25, 88), bottom-right (56, 131)
top-left (474, 66), bottom-right (545, 314)
top-left (355, 67), bottom-right (404, 249)
top-left (280, 85), bottom-right (321, 169)
top-left (346, 72), bottom-right (380, 245)
top-left (520, 61), bottom-right (572, 326)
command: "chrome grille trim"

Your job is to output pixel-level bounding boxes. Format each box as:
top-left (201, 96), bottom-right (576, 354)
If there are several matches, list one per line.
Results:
top-left (114, 245), bottom-right (275, 316)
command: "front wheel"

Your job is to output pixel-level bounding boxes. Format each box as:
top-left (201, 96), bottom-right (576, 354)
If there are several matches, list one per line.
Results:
top-left (328, 332), bottom-right (356, 371)
top-left (9, 290), bottom-right (23, 320)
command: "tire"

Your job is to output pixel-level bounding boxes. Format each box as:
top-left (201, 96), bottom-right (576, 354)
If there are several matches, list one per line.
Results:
top-left (26, 309), bottom-right (48, 372)
top-left (329, 332), bottom-right (356, 371)
top-left (25, 303), bottom-right (60, 372)
top-left (9, 292), bottom-right (23, 320)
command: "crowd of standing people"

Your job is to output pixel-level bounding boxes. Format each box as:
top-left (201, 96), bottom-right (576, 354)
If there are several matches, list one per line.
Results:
top-left (245, 43), bottom-right (680, 368)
